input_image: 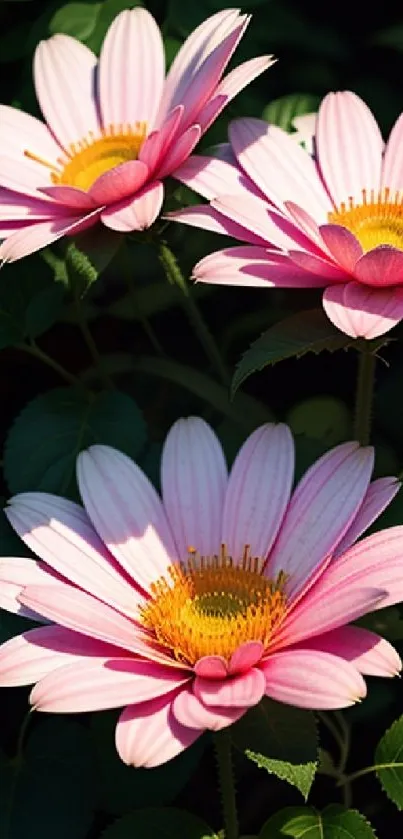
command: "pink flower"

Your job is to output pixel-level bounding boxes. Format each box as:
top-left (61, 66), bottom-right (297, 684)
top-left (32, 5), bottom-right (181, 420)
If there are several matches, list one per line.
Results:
top-left (0, 9), bottom-right (273, 263)
top-left (171, 91), bottom-right (403, 339)
top-left (0, 418), bottom-right (402, 767)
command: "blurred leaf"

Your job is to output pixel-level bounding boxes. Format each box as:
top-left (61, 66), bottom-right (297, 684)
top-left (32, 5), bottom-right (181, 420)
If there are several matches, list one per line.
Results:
top-left (132, 356), bottom-right (273, 431)
top-left (232, 309), bottom-right (352, 394)
top-left (375, 715), bottom-right (403, 809)
top-left (371, 26), bottom-right (403, 51)
top-left (25, 284), bottom-right (65, 339)
top-left (232, 697), bottom-right (318, 799)
top-left (4, 388), bottom-right (147, 495)
top-left (357, 606), bottom-right (403, 642)
top-left (0, 23), bottom-right (30, 62)
top-left (262, 93), bottom-right (320, 131)
top-left (0, 718), bottom-right (96, 839)
top-left (100, 808), bottom-right (217, 838)
top-left (293, 434), bottom-right (330, 482)
top-left (49, 2), bottom-right (101, 40)
top-left (91, 711), bottom-right (205, 815)
top-left (286, 396), bottom-right (352, 446)
top-left (259, 805), bottom-right (377, 838)
top-left (0, 261), bottom-right (66, 349)
top-left (110, 282), bottom-right (211, 321)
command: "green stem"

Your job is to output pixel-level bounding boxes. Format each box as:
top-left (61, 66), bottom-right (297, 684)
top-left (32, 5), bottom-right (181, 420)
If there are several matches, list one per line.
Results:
top-left (74, 293), bottom-right (114, 390)
top-left (158, 241), bottom-right (229, 385)
top-left (353, 350), bottom-right (376, 445)
top-left (214, 730), bottom-right (239, 839)
top-left (16, 341), bottom-right (84, 390)
top-left (120, 245), bottom-right (164, 355)
top-left (337, 764), bottom-right (379, 787)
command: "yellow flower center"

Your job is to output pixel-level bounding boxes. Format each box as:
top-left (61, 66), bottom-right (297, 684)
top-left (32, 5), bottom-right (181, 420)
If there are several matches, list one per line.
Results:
top-left (140, 545), bottom-right (287, 667)
top-left (328, 188), bottom-right (403, 252)
top-left (24, 122), bottom-right (147, 191)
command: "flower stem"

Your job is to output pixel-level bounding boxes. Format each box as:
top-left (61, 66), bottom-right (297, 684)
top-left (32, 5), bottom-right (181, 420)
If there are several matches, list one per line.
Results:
top-left (214, 730), bottom-right (239, 839)
top-left (73, 292), bottom-right (114, 390)
top-left (120, 244), bottom-right (165, 355)
top-left (16, 341), bottom-right (85, 390)
top-left (353, 350), bottom-right (376, 445)
top-left (158, 241), bottom-right (229, 385)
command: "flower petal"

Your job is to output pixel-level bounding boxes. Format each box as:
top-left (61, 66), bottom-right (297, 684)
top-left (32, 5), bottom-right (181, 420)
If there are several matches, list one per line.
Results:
top-left (139, 106), bottom-right (183, 174)
top-left (173, 153), bottom-right (258, 200)
top-left (101, 180), bottom-right (163, 232)
top-left (316, 91), bottom-right (383, 207)
top-left (382, 112), bottom-right (403, 193)
top-left (354, 246), bottom-right (403, 288)
top-left (31, 657), bottom-right (190, 713)
top-left (194, 668), bottom-right (265, 707)
top-left (288, 249), bottom-right (350, 281)
top-left (262, 649), bottom-right (367, 709)
top-left (229, 641), bottom-right (264, 675)
top-left (161, 417), bottom-right (227, 562)
top-left (6, 493), bottom-right (141, 616)
top-left (33, 34), bottom-right (100, 150)
top-left (116, 692), bottom-right (201, 767)
top-left (172, 687), bottom-right (245, 731)
top-left (268, 441), bottom-right (374, 599)
top-left (297, 626), bottom-right (401, 677)
top-left (323, 282), bottom-right (403, 339)
top-left (155, 125), bottom-right (201, 180)
top-left (89, 160), bottom-right (149, 205)
top-left (0, 556), bottom-right (57, 620)
top-left (39, 185), bottom-right (96, 211)
top-left (76, 445), bottom-right (176, 592)
top-left (0, 104), bottom-right (61, 165)
top-left (194, 656), bottom-right (228, 679)
top-left (98, 8), bottom-right (164, 130)
top-left (212, 194), bottom-right (299, 250)
top-left (0, 211), bottom-right (99, 262)
top-left (167, 204), bottom-right (268, 245)
top-left (196, 55), bottom-right (275, 134)
top-left (334, 477), bottom-right (401, 557)
top-left (222, 424), bottom-right (294, 561)
top-left (319, 224), bottom-right (363, 272)
top-left (193, 247), bottom-right (329, 288)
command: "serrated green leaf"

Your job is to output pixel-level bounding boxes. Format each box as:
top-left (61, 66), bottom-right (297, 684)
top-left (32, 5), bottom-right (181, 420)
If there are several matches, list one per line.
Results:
top-left (262, 93), bottom-right (320, 132)
top-left (232, 697), bottom-right (318, 799)
top-left (375, 715), bottom-right (403, 809)
top-left (4, 388), bottom-right (147, 496)
top-left (259, 805), bottom-right (377, 838)
top-left (49, 2), bottom-right (101, 40)
top-left (100, 808), bottom-right (217, 839)
top-left (232, 309), bottom-right (352, 394)
top-left (0, 718), bottom-right (96, 839)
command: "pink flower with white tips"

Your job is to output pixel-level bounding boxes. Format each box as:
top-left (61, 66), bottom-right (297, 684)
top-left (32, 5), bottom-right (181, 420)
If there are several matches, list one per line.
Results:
top-left (0, 418), bottom-right (402, 768)
top-left (171, 91), bottom-right (403, 339)
top-left (0, 8), bottom-right (273, 262)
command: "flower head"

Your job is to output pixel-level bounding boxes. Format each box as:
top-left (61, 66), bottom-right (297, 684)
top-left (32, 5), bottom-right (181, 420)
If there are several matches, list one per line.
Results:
top-left (0, 8), bottom-right (273, 262)
top-left (0, 418), bottom-right (402, 767)
top-left (171, 91), bottom-right (403, 339)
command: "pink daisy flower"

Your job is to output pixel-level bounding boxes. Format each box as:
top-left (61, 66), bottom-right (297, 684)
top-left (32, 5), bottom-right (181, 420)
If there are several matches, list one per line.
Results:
top-left (0, 418), bottom-right (402, 767)
top-left (0, 8), bottom-right (273, 263)
top-left (171, 91), bottom-right (403, 339)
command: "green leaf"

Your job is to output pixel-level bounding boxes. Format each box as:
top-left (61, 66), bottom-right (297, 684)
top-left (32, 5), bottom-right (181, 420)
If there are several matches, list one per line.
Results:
top-left (49, 2), bottom-right (101, 40)
top-left (232, 697), bottom-right (318, 799)
top-left (4, 388), bottom-right (147, 496)
top-left (25, 283), bottom-right (65, 339)
top-left (91, 710), bottom-right (205, 815)
top-left (262, 93), bottom-right (320, 132)
top-left (0, 718), bottom-right (96, 839)
top-left (259, 805), bottom-right (377, 838)
top-left (232, 309), bottom-right (352, 394)
top-left (0, 258), bottom-right (66, 349)
top-left (286, 396), bottom-right (352, 446)
top-left (371, 26), bottom-right (403, 51)
top-left (65, 229), bottom-right (120, 296)
top-left (100, 808), bottom-right (217, 839)
top-left (375, 715), bottom-right (403, 809)
top-left (132, 356), bottom-right (273, 431)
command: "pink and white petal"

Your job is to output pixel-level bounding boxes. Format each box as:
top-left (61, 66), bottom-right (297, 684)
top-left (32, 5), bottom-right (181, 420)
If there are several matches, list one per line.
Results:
top-left (157, 9), bottom-right (243, 126)
top-left (319, 224), bottom-right (363, 272)
top-left (161, 417), bottom-right (228, 562)
top-left (285, 201), bottom-right (329, 252)
top-left (194, 656), bottom-right (228, 679)
top-left (172, 687), bottom-right (245, 731)
top-left (262, 649), bottom-right (367, 709)
top-left (167, 204), bottom-right (269, 245)
top-left (194, 247), bottom-right (329, 288)
top-left (316, 91), bottom-right (383, 207)
top-left (173, 153), bottom-right (259, 201)
top-left (34, 35), bottom-right (100, 150)
top-left (0, 210), bottom-right (100, 262)
top-left (212, 194), bottom-right (295, 250)
top-left (39, 185), bottom-right (97, 211)
top-left (291, 113), bottom-right (317, 155)
top-left (222, 424), bottom-right (294, 560)
top-left (0, 189), bottom-right (61, 221)
top-left (229, 641), bottom-right (264, 675)
top-left (0, 625), bottom-right (122, 687)
top-left (334, 477), bottom-right (401, 557)
top-left (229, 118), bottom-right (332, 220)
top-left (382, 112), bottom-right (403, 193)
top-left (76, 445), bottom-right (176, 592)
top-left (155, 125), bottom-right (202, 180)
top-left (323, 282), bottom-right (403, 339)
top-left (197, 55), bottom-right (275, 135)
top-left (268, 441), bottom-right (374, 599)
top-left (6, 493), bottom-right (141, 617)
top-left (354, 246), bottom-right (403, 288)
top-left (0, 155), bottom-right (59, 200)
top-left (101, 181), bottom-right (163, 232)
top-left (0, 581), bottom-right (44, 621)
top-left (139, 106), bottom-right (184, 174)
top-left (0, 104), bottom-right (61, 164)
top-left (98, 9), bottom-right (164, 130)
top-left (31, 657), bottom-right (190, 713)
top-left (296, 625), bottom-right (401, 677)
top-left (88, 160), bottom-right (149, 205)
top-left (194, 668), bottom-right (265, 708)
top-left (116, 692), bottom-right (201, 767)
top-left (0, 556), bottom-right (59, 619)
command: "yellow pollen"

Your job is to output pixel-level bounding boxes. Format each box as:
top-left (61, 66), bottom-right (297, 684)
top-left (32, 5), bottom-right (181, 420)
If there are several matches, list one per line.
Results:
top-left (140, 544), bottom-right (288, 667)
top-left (24, 122), bottom-right (147, 192)
top-left (328, 187), bottom-right (403, 252)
